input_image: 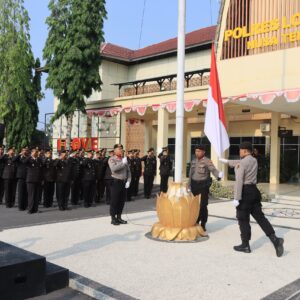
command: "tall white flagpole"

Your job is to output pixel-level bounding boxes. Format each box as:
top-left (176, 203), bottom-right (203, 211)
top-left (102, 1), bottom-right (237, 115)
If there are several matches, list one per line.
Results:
top-left (174, 0), bottom-right (186, 183)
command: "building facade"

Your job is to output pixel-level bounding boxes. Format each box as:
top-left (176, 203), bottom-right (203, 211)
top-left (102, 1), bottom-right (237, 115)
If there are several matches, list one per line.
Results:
top-left (53, 1), bottom-right (300, 184)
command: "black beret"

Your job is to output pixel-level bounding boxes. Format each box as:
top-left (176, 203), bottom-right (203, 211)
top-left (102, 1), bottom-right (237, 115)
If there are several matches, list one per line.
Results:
top-left (114, 143), bottom-right (123, 149)
top-left (59, 150), bottom-right (67, 154)
top-left (195, 144), bottom-right (206, 151)
top-left (239, 141), bottom-right (253, 151)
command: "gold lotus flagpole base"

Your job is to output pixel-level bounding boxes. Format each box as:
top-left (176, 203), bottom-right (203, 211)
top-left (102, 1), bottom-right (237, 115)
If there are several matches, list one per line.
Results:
top-left (150, 182), bottom-right (208, 242)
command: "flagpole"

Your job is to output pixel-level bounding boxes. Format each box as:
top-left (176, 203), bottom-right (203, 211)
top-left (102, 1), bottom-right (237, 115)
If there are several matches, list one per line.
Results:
top-left (174, 0), bottom-right (186, 183)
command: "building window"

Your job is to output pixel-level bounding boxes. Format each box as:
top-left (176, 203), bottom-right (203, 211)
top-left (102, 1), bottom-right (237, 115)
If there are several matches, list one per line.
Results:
top-left (228, 136), bottom-right (269, 182)
top-left (280, 136), bottom-right (300, 183)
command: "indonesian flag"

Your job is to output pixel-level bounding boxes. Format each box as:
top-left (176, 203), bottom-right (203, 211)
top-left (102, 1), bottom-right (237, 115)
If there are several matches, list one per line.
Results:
top-left (204, 44), bottom-right (229, 157)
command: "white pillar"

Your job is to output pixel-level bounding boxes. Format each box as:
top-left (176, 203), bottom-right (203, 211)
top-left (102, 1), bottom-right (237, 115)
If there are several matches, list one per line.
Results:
top-left (144, 120), bottom-right (153, 155)
top-left (270, 112), bottom-right (280, 184)
top-left (156, 108), bottom-right (169, 183)
top-left (174, 0), bottom-right (186, 183)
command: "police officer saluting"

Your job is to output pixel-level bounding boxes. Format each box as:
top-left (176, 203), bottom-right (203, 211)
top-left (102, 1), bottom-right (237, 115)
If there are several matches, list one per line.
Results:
top-left (1, 147), bottom-right (18, 208)
top-left (188, 145), bottom-right (223, 231)
top-left (108, 144), bottom-right (131, 225)
top-left (54, 150), bottom-right (72, 211)
top-left (220, 142), bottom-right (284, 256)
top-left (127, 150), bottom-right (135, 201)
top-left (81, 150), bottom-right (96, 208)
top-left (141, 148), bottom-right (157, 199)
top-left (43, 149), bottom-right (56, 208)
top-left (132, 149), bottom-right (142, 196)
top-left (158, 146), bottom-right (173, 193)
top-left (23, 147), bottom-right (43, 214)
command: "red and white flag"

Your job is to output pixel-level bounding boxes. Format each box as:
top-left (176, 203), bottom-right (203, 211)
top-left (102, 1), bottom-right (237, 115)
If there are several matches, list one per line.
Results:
top-left (204, 44), bottom-right (229, 157)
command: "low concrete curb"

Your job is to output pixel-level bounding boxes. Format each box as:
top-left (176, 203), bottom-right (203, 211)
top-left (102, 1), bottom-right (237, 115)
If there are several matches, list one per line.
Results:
top-left (69, 271), bottom-right (138, 300)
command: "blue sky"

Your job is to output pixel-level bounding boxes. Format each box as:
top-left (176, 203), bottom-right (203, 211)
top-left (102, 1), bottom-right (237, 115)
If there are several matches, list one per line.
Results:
top-left (23, 0), bottom-right (220, 129)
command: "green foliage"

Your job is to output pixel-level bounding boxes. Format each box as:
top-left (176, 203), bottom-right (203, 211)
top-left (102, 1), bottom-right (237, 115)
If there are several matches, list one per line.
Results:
top-left (210, 180), bottom-right (271, 202)
top-left (210, 180), bottom-right (234, 199)
top-left (0, 0), bottom-right (42, 149)
top-left (43, 0), bottom-right (107, 121)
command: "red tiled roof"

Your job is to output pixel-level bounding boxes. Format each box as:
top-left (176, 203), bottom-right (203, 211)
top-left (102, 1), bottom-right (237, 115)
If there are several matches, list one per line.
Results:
top-left (101, 25), bottom-right (216, 61)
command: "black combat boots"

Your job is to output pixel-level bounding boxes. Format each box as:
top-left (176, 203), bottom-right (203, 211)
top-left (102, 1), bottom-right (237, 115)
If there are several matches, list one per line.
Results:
top-left (117, 215), bottom-right (128, 224)
top-left (269, 234), bottom-right (284, 257)
top-left (233, 240), bottom-right (251, 253)
top-left (111, 217), bottom-right (120, 225)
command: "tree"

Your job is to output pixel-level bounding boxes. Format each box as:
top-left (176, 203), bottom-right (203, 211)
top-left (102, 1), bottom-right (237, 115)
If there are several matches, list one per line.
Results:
top-left (43, 0), bottom-right (107, 149)
top-left (0, 0), bottom-right (42, 149)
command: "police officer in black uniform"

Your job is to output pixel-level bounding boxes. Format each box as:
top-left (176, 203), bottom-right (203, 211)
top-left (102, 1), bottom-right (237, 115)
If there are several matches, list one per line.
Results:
top-left (0, 145), bottom-right (5, 204)
top-left (127, 150), bottom-right (135, 201)
top-left (94, 149), bottom-right (106, 203)
top-left (54, 150), bottom-right (72, 211)
top-left (141, 148), bottom-right (157, 199)
top-left (81, 150), bottom-right (96, 208)
top-left (1, 147), bottom-right (18, 208)
top-left (24, 147), bottom-right (44, 214)
top-left (16, 147), bottom-right (29, 210)
top-left (158, 147), bottom-right (173, 193)
top-left (188, 145), bottom-right (223, 231)
top-left (220, 142), bottom-right (284, 257)
top-left (132, 149), bottom-right (142, 196)
top-left (104, 150), bottom-right (114, 205)
top-left (43, 149), bottom-right (56, 208)
top-left (70, 150), bottom-right (81, 205)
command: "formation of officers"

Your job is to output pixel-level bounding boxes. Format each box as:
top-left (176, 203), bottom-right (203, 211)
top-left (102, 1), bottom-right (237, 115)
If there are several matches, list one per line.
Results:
top-left (0, 144), bottom-right (173, 219)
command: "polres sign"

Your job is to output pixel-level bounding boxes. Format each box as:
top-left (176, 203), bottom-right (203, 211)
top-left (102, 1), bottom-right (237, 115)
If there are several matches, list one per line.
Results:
top-left (57, 137), bottom-right (98, 151)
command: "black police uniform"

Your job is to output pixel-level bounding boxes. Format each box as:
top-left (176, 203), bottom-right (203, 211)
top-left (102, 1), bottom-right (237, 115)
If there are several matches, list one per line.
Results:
top-left (81, 157), bottom-right (96, 208)
top-left (70, 156), bottom-right (81, 205)
top-left (43, 157), bottom-right (56, 208)
top-left (1, 155), bottom-right (18, 208)
top-left (16, 155), bottom-right (28, 210)
top-left (95, 157), bottom-right (106, 203)
top-left (127, 155), bottom-right (135, 201)
top-left (103, 157), bottom-right (113, 204)
top-left (54, 158), bottom-right (72, 210)
top-left (0, 156), bottom-right (4, 204)
top-left (132, 155), bottom-right (142, 196)
top-left (24, 157), bottom-right (43, 214)
top-left (158, 152), bottom-right (173, 193)
top-left (141, 154), bottom-right (157, 198)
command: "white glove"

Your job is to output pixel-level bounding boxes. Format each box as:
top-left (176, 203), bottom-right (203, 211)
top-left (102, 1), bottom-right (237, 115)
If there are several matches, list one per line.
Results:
top-left (232, 199), bottom-right (240, 207)
top-left (122, 157), bottom-right (127, 164)
top-left (219, 158), bottom-right (229, 164)
top-left (157, 148), bottom-right (162, 154)
top-left (187, 188), bottom-right (191, 193)
top-left (125, 181), bottom-right (130, 189)
top-left (218, 171), bottom-right (224, 178)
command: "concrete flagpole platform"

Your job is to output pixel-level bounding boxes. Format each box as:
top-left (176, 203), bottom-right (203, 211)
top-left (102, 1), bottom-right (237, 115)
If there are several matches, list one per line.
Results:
top-left (0, 200), bottom-right (300, 300)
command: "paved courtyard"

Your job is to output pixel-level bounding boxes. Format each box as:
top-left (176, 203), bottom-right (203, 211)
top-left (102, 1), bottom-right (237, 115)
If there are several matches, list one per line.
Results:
top-left (0, 197), bottom-right (299, 300)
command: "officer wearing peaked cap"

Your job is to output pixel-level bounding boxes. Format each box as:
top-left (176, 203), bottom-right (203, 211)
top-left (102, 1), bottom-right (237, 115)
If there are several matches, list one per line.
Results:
top-left (81, 150), bottom-right (96, 208)
top-left (158, 146), bottom-right (172, 193)
top-left (188, 144), bottom-right (223, 231)
top-left (219, 141), bottom-right (284, 257)
top-left (141, 147), bottom-right (157, 199)
top-left (43, 149), bottom-right (56, 208)
top-left (108, 144), bottom-right (131, 225)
